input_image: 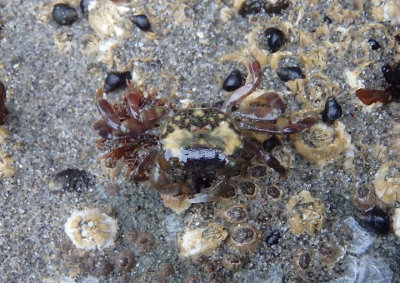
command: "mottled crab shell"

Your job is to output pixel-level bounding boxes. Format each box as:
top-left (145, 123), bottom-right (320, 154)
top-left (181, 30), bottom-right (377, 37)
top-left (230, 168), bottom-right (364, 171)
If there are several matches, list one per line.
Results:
top-left (160, 108), bottom-right (242, 168)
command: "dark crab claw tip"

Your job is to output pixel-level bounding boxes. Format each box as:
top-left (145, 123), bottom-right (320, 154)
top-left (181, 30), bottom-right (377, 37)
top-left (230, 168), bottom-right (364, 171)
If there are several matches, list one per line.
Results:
top-left (93, 120), bottom-right (113, 139)
top-left (97, 99), bottom-right (120, 130)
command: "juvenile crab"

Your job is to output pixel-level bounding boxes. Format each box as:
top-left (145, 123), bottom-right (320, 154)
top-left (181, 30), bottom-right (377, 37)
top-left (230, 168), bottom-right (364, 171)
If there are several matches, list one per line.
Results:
top-left (94, 58), bottom-right (318, 204)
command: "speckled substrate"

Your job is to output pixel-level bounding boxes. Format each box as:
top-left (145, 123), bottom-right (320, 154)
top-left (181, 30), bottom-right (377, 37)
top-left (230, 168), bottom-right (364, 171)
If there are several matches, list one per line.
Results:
top-left (0, 0), bottom-right (400, 282)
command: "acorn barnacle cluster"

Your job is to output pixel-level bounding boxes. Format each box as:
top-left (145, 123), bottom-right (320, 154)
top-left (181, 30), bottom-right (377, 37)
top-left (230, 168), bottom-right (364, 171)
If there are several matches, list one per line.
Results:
top-left (286, 190), bottom-right (326, 234)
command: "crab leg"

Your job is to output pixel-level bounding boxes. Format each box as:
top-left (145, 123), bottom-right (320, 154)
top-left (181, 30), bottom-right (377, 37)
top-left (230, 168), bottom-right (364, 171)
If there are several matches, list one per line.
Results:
top-left (187, 176), bottom-right (228, 203)
top-left (244, 139), bottom-right (286, 176)
top-left (131, 149), bottom-right (158, 183)
top-left (126, 92), bottom-right (141, 120)
top-left (242, 91), bottom-right (286, 112)
top-left (97, 99), bottom-right (121, 130)
top-left (93, 119), bottom-right (113, 139)
top-left (223, 58), bottom-right (262, 111)
top-left (149, 153), bottom-right (183, 195)
top-left (231, 106), bottom-right (282, 121)
top-left (232, 92), bottom-right (287, 121)
top-left (238, 116), bottom-right (318, 135)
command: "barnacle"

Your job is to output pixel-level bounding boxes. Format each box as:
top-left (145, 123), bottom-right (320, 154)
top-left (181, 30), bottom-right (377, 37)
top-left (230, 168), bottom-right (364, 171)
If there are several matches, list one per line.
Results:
top-left (227, 223), bottom-right (260, 254)
top-left (114, 249), bottom-right (136, 272)
top-left (0, 126), bottom-right (13, 178)
top-left (0, 151), bottom-right (14, 178)
top-left (85, 0), bottom-right (133, 66)
top-left (391, 122), bottom-right (400, 155)
top-left (88, 0), bottom-right (131, 40)
top-left (222, 253), bottom-right (242, 271)
top-left (245, 25), bottom-right (293, 69)
top-left (371, 0), bottom-right (400, 26)
top-left (351, 184), bottom-right (376, 211)
top-left (221, 204), bottom-right (248, 223)
top-left (318, 241), bottom-right (345, 267)
top-left (392, 208), bottom-right (400, 238)
top-left (288, 74), bottom-right (340, 108)
top-left (265, 184), bottom-right (283, 201)
top-left (293, 250), bottom-right (313, 274)
top-left (325, 0), bottom-right (361, 24)
top-left (235, 179), bottom-right (258, 198)
top-left (160, 193), bottom-right (192, 214)
top-left (287, 190), bottom-right (326, 234)
top-left (270, 144), bottom-right (294, 169)
top-left (64, 208), bottom-right (118, 250)
top-left (291, 121), bottom-right (351, 166)
top-left (374, 161), bottom-right (400, 204)
top-left (178, 223), bottom-right (228, 257)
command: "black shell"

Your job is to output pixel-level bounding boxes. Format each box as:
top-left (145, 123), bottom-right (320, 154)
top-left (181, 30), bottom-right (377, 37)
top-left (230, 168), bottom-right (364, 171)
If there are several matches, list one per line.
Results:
top-left (104, 71), bottom-right (132, 93)
top-left (131, 15), bottom-right (151, 31)
top-left (367, 39), bottom-right (381, 50)
top-left (223, 70), bottom-right (243, 91)
top-left (361, 207), bottom-right (390, 235)
top-left (80, 0), bottom-right (95, 15)
top-left (52, 4), bottom-right (78, 26)
top-left (382, 62), bottom-right (400, 88)
top-left (263, 136), bottom-right (280, 151)
top-left (0, 81), bottom-right (8, 125)
top-left (238, 0), bottom-right (265, 16)
top-left (266, 230), bottom-right (281, 246)
top-left (264, 28), bottom-right (286, 53)
top-left (322, 96), bottom-right (342, 123)
top-left (49, 168), bottom-right (91, 192)
top-left (276, 66), bottom-right (304, 82)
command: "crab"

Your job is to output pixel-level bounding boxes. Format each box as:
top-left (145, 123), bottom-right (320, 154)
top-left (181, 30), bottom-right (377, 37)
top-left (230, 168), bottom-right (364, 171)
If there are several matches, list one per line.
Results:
top-left (94, 57), bottom-right (318, 203)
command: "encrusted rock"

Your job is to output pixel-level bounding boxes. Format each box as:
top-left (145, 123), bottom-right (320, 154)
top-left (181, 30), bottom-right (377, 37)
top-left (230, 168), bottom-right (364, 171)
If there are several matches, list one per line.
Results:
top-left (287, 190), bottom-right (326, 234)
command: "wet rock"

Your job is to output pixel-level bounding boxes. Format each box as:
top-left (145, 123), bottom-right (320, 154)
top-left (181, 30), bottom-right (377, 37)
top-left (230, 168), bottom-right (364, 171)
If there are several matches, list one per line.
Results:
top-left (343, 217), bottom-right (373, 255)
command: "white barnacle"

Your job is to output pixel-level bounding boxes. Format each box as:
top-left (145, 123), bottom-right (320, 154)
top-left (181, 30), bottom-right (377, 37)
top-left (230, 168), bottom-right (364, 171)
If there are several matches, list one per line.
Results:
top-left (178, 223), bottom-right (227, 257)
top-left (64, 208), bottom-right (118, 250)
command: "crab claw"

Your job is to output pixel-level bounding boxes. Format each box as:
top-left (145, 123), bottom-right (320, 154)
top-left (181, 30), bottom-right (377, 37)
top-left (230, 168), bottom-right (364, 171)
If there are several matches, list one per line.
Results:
top-left (223, 57), bottom-right (262, 111)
